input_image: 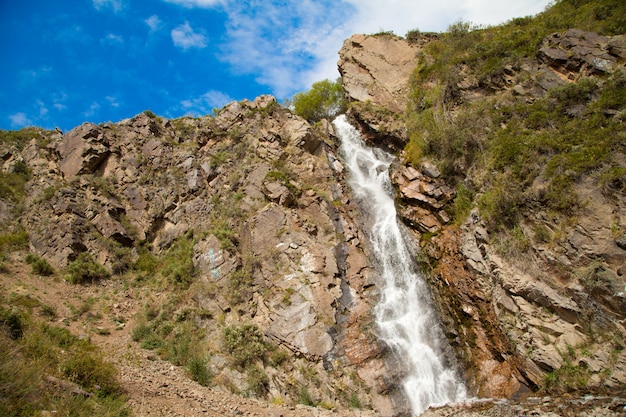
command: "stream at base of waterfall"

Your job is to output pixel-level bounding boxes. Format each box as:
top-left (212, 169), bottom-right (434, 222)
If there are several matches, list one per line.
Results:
top-left (333, 115), bottom-right (466, 415)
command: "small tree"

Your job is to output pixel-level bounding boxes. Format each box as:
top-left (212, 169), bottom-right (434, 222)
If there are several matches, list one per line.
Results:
top-left (292, 78), bottom-right (347, 122)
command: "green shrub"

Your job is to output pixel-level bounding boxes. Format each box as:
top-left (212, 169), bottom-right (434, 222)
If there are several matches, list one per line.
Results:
top-left (135, 245), bottom-right (158, 275)
top-left (131, 323), bottom-right (153, 342)
top-left (298, 386), bottom-right (317, 406)
top-left (348, 392), bottom-right (362, 409)
top-left (452, 182), bottom-right (474, 223)
top-left (405, 28), bottom-right (421, 43)
top-left (478, 179), bottom-right (523, 230)
top-left (42, 323), bottom-right (77, 348)
top-left (66, 252), bottom-right (110, 284)
top-left (542, 361), bottom-right (590, 394)
top-left (143, 110), bottom-right (158, 119)
top-left (228, 254), bottom-right (257, 305)
top-left (0, 308), bottom-right (24, 339)
top-left (0, 229), bottom-right (29, 252)
top-left (25, 254), bottom-right (54, 276)
top-left (246, 365), bottom-right (269, 397)
top-left (209, 151), bottom-right (229, 168)
top-left (223, 324), bottom-right (268, 368)
top-left (161, 234), bottom-right (196, 287)
top-left (107, 242), bottom-right (132, 275)
top-left (292, 78), bottom-right (347, 122)
top-left (532, 224), bottom-right (552, 244)
top-left (187, 355), bottom-right (212, 386)
top-left (62, 349), bottom-right (120, 396)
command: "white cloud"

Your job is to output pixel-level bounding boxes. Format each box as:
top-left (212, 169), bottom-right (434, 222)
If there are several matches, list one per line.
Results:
top-left (9, 112), bottom-right (32, 128)
top-left (93, 0), bottom-right (124, 13)
top-left (180, 90), bottom-right (234, 115)
top-left (106, 96), bottom-right (121, 108)
top-left (219, 0), bottom-right (353, 97)
top-left (36, 100), bottom-right (49, 117)
top-left (462, 0), bottom-right (552, 26)
top-left (171, 22), bottom-right (208, 50)
top-left (339, 0), bottom-right (552, 41)
top-left (53, 92), bottom-right (68, 112)
top-left (145, 15), bottom-right (162, 32)
top-left (102, 33), bottom-right (124, 45)
top-left (163, 0), bottom-right (224, 8)
top-left (83, 102), bottom-right (101, 118)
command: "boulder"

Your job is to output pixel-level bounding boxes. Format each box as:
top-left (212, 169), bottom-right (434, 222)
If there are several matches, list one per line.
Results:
top-left (338, 34), bottom-right (422, 113)
top-left (193, 235), bottom-right (238, 281)
top-left (56, 123), bottom-right (111, 179)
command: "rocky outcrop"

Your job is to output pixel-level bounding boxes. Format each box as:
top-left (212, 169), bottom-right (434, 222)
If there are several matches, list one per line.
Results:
top-left (55, 122), bottom-right (111, 179)
top-left (2, 96), bottom-right (397, 413)
top-left (538, 29), bottom-right (626, 76)
top-left (338, 34), bottom-right (421, 113)
top-left (392, 165), bottom-right (455, 233)
top-left (337, 34), bottom-right (425, 149)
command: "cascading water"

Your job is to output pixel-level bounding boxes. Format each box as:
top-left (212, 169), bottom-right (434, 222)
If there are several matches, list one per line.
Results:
top-left (332, 115), bottom-right (466, 415)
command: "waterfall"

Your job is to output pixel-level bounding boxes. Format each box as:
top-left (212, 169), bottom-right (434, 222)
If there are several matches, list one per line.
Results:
top-left (332, 115), bottom-right (466, 415)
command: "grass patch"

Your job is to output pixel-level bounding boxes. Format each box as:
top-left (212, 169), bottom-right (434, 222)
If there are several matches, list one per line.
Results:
top-left (0, 298), bottom-right (129, 416)
top-left (187, 355), bottom-right (213, 386)
top-left (160, 233), bottom-right (196, 287)
top-left (542, 361), bottom-right (590, 394)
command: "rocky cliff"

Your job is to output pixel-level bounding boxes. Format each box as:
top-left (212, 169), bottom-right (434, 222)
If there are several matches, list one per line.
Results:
top-left (1, 95), bottom-right (411, 414)
top-left (338, 19), bottom-right (626, 415)
top-left (2, 4), bottom-right (626, 416)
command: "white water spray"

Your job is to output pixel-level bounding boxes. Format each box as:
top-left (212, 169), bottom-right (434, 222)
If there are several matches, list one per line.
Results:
top-left (333, 115), bottom-right (466, 415)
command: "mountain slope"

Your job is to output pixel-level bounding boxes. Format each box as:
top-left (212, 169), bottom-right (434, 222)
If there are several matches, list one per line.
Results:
top-left (339, 0), bottom-right (626, 404)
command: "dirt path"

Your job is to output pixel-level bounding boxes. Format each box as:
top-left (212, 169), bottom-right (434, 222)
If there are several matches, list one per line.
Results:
top-left (2, 259), bottom-right (371, 417)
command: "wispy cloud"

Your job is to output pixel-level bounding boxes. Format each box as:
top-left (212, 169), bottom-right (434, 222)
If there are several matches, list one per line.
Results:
top-left (463, 0), bottom-right (552, 26)
top-left (93, 0), bottom-right (124, 13)
top-left (163, 0), bottom-right (224, 8)
top-left (171, 22), bottom-right (208, 50)
top-left (179, 90), bottom-right (233, 115)
top-left (160, 0), bottom-right (549, 101)
top-left (219, 0), bottom-right (353, 97)
top-left (53, 92), bottom-right (68, 112)
top-left (9, 112), bottom-right (32, 128)
top-left (36, 100), bottom-right (48, 117)
top-left (55, 24), bottom-right (92, 45)
top-left (102, 33), bottom-right (124, 46)
top-left (106, 96), bottom-right (121, 108)
top-left (83, 102), bottom-right (101, 118)
top-left (145, 15), bottom-right (162, 32)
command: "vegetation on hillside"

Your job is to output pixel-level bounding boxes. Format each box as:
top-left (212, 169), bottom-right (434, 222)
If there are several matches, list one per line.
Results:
top-left (0, 295), bottom-right (129, 416)
top-left (404, 0), bottom-right (626, 231)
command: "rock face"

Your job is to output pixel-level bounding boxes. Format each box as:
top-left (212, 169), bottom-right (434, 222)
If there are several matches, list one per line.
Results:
top-left (338, 34), bottom-right (421, 113)
top-left (1, 97), bottom-right (398, 414)
top-left (337, 34), bottom-right (426, 149)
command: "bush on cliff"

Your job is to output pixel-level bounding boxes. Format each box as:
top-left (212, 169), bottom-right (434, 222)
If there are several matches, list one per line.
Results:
top-left (291, 78), bottom-right (347, 122)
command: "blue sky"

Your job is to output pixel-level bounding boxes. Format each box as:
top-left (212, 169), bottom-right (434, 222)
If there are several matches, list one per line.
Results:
top-left (1, 0), bottom-right (552, 132)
